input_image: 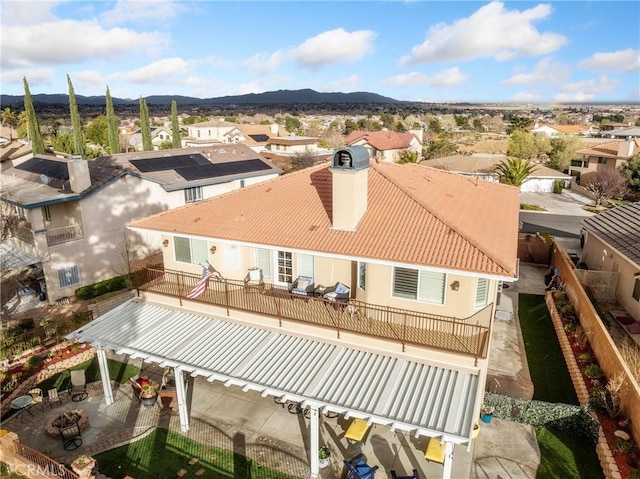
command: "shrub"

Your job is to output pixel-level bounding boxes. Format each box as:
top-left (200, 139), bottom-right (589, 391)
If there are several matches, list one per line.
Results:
top-left (553, 180), bottom-right (564, 194)
top-left (630, 468), bottom-right (640, 479)
top-left (75, 275), bottom-right (129, 301)
top-left (25, 355), bottom-right (43, 369)
top-left (578, 353), bottom-right (594, 364)
top-left (19, 318), bottom-right (35, 330)
top-left (584, 364), bottom-right (603, 379)
top-left (564, 323), bottom-right (577, 334)
top-left (616, 437), bottom-right (637, 454)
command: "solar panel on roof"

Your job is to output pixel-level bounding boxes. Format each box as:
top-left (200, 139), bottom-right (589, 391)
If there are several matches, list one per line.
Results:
top-left (15, 157), bottom-right (70, 180)
top-left (248, 134), bottom-right (269, 142)
top-left (130, 153), bottom-right (210, 172)
top-left (176, 159), bottom-right (272, 181)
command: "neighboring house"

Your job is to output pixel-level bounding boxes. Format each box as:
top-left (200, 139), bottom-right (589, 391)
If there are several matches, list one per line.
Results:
top-left (0, 139), bottom-right (33, 172)
top-left (128, 126), bottom-right (173, 151)
top-left (0, 146), bottom-right (281, 304)
top-left (81, 146), bottom-right (522, 478)
top-left (601, 122), bottom-right (632, 131)
top-left (580, 203), bottom-right (640, 322)
top-left (346, 130), bottom-right (422, 163)
top-left (222, 124), bottom-right (286, 152)
top-left (265, 135), bottom-right (320, 155)
top-left (601, 127), bottom-right (640, 140)
top-left (528, 123), bottom-right (592, 137)
top-left (183, 120), bottom-right (236, 147)
top-left (424, 154), bottom-right (571, 192)
top-left (570, 139), bottom-right (640, 185)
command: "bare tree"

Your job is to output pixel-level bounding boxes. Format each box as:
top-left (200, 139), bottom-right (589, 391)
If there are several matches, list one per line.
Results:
top-left (584, 168), bottom-right (630, 206)
top-left (291, 151), bottom-right (319, 170)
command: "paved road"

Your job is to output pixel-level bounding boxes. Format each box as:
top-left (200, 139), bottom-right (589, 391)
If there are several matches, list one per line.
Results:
top-left (519, 212), bottom-right (584, 238)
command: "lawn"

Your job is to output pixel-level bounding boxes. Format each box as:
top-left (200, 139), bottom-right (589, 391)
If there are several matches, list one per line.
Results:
top-left (94, 428), bottom-right (297, 479)
top-left (37, 357), bottom-right (140, 392)
top-left (518, 293), bottom-right (578, 404)
top-left (536, 427), bottom-right (604, 479)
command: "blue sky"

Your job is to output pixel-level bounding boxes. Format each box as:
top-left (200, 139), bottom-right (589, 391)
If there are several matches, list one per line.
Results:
top-left (1, 1), bottom-right (639, 103)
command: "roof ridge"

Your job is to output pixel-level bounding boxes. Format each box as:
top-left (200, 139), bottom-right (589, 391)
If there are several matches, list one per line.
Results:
top-left (371, 162), bottom-right (514, 274)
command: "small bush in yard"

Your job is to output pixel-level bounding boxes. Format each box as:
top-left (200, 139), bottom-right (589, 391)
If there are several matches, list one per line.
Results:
top-left (584, 364), bottom-right (603, 379)
top-left (25, 355), bottom-right (43, 369)
top-left (75, 275), bottom-right (129, 301)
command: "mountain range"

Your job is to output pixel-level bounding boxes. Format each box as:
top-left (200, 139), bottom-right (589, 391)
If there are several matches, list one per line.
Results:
top-left (0, 89), bottom-right (401, 107)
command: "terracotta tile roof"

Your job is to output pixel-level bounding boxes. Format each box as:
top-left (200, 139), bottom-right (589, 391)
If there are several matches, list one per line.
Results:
top-left (576, 138), bottom-right (640, 158)
top-left (131, 162), bottom-right (519, 277)
top-left (346, 131), bottom-right (418, 150)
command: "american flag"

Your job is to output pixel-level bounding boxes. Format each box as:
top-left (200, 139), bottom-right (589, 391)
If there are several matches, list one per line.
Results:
top-left (187, 271), bottom-right (214, 299)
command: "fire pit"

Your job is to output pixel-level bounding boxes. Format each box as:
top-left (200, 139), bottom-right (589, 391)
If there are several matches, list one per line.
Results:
top-left (45, 409), bottom-right (89, 438)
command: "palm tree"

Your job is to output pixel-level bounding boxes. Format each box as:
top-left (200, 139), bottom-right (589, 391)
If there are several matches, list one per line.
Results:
top-left (494, 157), bottom-right (536, 187)
top-left (1, 107), bottom-right (18, 139)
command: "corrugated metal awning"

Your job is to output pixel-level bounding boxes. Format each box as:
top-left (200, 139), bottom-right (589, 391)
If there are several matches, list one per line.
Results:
top-left (70, 299), bottom-right (480, 443)
top-left (0, 242), bottom-right (39, 271)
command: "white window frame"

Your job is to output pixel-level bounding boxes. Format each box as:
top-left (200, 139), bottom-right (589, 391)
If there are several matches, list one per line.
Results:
top-left (184, 186), bottom-right (203, 203)
top-left (358, 261), bottom-right (367, 291)
top-left (297, 254), bottom-right (314, 279)
top-left (274, 250), bottom-right (293, 286)
top-left (174, 236), bottom-right (208, 265)
top-left (475, 278), bottom-right (490, 307)
top-left (225, 244), bottom-right (241, 270)
top-left (57, 265), bottom-right (81, 288)
top-left (255, 248), bottom-right (271, 280)
top-left (392, 267), bottom-right (446, 305)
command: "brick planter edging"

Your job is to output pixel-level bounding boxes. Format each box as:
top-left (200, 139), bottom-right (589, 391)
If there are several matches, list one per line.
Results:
top-left (546, 293), bottom-right (621, 479)
top-left (1, 348), bottom-right (96, 416)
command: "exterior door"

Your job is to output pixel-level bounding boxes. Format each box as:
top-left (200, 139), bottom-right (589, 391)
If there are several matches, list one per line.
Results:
top-left (274, 251), bottom-right (293, 286)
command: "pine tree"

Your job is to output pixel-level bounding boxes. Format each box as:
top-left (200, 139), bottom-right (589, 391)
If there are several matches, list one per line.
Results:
top-left (139, 97), bottom-right (152, 151)
top-left (23, 77), bottom-right (45, 155)
top-left (171, 100), bottom-right (181, 148)
top-left (67, 75), bottom-right (85, 156)
top-left (106, 86), bottom-right (121, 154)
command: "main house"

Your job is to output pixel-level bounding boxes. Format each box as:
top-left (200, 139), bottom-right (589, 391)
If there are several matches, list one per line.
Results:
top-left (0, 146), bottom-right (281, 305)
top-left (570, 138), bottom-right (640, 185)
top-left (73, 146), bottom-right (519, 478)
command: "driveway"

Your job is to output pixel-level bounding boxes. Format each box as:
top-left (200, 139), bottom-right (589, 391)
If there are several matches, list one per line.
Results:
top-left (519, 190), bottom-right (594, 217)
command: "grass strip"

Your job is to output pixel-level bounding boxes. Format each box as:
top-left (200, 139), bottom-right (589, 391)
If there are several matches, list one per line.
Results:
top-left (94, 428), bottom-right (297, 479)
top-left (518, 293), bottom-right (578, 404)
top-left (535, 427), bottom-right (604, 479)
top-left (37, 357), bottom-right (140, 392)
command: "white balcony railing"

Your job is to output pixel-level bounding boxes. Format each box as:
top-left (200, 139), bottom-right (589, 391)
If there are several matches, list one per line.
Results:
top-left (46, 224), bottom-right (83, 247)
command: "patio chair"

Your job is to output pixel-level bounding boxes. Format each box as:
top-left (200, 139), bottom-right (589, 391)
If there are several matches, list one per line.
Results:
top-left (344, 453), bottom-right (378, 479)
top-left (28, 388), bottom-right (45, 412)
top-left (47, 388), bottom-right (62, 408)
top-left (60, 421), bottom-right (82, 451)
top-left (68, 369), bottom-right (88, 402)
top-left (344, 418), bottom-right (371, 444)
top-left (244, 268), bottom-right (265, 292)
top-left (289, 276), bottom-right (314, 297)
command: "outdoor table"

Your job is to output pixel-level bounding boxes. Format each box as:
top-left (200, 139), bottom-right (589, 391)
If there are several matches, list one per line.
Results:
top-left (10, 395), bottom-right (33, 422)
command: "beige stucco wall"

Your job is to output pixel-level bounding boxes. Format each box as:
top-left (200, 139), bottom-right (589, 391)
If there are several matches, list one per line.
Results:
top-left (582, 233), bottom-right (640, 321)
top-left (159, 238), bottom-right (497, 320)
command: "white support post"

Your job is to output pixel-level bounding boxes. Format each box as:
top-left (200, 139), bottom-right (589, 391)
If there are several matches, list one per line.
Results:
top-left (96, 347), bottom-right (114, 405)
top-left (174, 365), bottom-right (190, 432)
top-left (309, 406), bottom-right (319, 478)
top-left (442, 441), bottom-right (454, 479)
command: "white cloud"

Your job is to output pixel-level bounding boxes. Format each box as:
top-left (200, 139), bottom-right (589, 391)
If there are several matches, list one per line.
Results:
top-left (0, 1), bottom-right (61, 26)
top-left (122, 58), bottom-right (194, 83)
top-left (502, 57), bottom-right (570, 84)
top-left (579, 49), bottom-right (640, 73)
top-left (400, 1), bottom-right (566, 65)
top-left (289, 28), bottom-right (376, 69)
top-left (100, 0), bottom-right (179, 26)
top-left (1, 20), bottom-right (166, 69)
top-left (0, 68), bottom-right (55, 89)
top-left (243, 51), bottom-right (286, 75)
top-left (554, 75), bottom-right (619, 102)
top-left (324, 75), bottom-right (360, 91)
top-left (511, 91), bottom-right (541, 103)
top-left (387, 67), bottom-right (467, 87)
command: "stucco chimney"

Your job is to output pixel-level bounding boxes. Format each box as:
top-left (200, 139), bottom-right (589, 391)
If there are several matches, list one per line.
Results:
top-left (271, 123), bottom-right (279, 135)
top-left (330, 146), bottom-right (370, 232)
top-left (617, 140), bottom-right (635, 158)
top-left (67, 155), bottom-right (91, 193)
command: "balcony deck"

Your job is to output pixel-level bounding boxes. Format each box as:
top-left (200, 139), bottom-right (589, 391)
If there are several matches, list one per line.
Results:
top-left (132, 268), bottom-right (492, 360)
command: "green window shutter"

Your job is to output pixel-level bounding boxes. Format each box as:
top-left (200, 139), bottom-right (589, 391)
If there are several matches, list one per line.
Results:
top-left (256, 249), bottom-right (271, 279)
top-left (297, 254), bottom-right (314, 278)
top-left (393, 267), bottom-right (418, 300)
top-left (475, 278), bottom-right (489, 307)
top-left (191, 239), bottom-right (208, 265)
top-left (174, 237), bottom-right (191, 263)
top-left (418, 270), bottom-right (446, 304)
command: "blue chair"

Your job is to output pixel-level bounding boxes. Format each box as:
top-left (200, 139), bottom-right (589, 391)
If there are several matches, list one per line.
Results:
top-left (344, 453), bottom-right (378, 479)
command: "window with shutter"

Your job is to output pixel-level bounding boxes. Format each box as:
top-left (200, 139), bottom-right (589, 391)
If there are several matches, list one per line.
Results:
top-left (174, 237), bottom-right (208, 264)
top-left (475, 278), bottom-right (489, 307)
top-left (57, 265), bottom-right (80, 288)
top-left (256, 249), bottom-right (271, 279)
top-left (393, 267), bottom-right (418, 300)
top-left (191, 240), bottom-right (208, 265)
top-left (174, 237), bottom-right (191, 263)
top-left (418, 270), bottom-right (446, 304)
top-left (297, 254), bottom-right (314, 278)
